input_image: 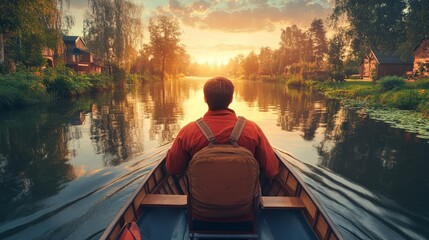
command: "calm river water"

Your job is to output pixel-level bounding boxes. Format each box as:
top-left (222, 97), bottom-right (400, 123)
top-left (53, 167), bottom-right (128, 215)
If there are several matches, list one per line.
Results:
top-left (0, 77), bottom-right (428, 239)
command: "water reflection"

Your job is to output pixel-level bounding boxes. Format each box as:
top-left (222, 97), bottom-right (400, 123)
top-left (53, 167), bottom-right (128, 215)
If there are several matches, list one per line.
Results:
top-left (0, 106), bottom-right (77, 222)
top-left (316, 101), bottom-right (429, 214)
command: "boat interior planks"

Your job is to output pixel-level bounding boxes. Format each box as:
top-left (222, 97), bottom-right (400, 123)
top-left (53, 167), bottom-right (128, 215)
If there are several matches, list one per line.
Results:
top-left (101, 149), bottom-right (343, 240)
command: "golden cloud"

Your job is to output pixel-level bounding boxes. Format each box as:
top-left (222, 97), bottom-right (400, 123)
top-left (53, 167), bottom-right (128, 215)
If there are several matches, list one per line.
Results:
top-left (159, 0), bottom-right (332, 32)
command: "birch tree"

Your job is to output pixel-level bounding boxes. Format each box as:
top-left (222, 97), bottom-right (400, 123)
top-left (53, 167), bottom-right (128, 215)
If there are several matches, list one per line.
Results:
top-left (84, 0), bottom-right (143, 71)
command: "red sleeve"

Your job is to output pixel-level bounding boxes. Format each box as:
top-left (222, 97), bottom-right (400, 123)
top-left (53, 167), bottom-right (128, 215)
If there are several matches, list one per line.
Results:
top-left (255, 126), bottom-right (279, 178)
top-left (165, 128), bottom-right (191, 175)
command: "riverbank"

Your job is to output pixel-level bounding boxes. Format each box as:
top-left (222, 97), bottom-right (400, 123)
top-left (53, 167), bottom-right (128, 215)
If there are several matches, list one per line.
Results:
top-left (0, 67), bottom-right (113, 110)
top-left (314, 77), bottom-right (429, 140)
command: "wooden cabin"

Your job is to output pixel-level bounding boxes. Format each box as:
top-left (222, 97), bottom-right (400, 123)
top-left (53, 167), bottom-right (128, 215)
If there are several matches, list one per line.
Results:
top-left (359, 50), bottom-right (413, 79)
top-left (412, 38), bottom-right (429, 77)
top-left (62, 36), bottom-right (102, 74)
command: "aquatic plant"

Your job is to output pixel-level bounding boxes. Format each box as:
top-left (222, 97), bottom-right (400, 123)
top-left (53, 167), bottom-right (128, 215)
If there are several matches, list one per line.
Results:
top-left (315, 80), bottom-right (429, 142)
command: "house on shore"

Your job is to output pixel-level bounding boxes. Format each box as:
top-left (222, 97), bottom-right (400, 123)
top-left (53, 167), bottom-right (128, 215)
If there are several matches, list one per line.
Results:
top-left (412, 37), bottom-right (429, 77)
top-left (62, 36), bottom-right (102, 74)
top-left (359, 50), bottom-right (413, 79)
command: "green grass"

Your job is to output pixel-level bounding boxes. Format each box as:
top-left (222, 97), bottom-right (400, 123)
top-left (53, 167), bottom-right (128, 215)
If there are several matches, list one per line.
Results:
top-left (315, 78), bottom-right (429, 115)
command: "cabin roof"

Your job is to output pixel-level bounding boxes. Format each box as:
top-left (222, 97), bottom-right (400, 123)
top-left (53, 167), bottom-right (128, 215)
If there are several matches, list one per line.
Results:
top-left (62, 35), bottom-right (87, 48)
top-left (371, 50), bottom-right (413, 64)
top-left (62, 36), bottom-right (80, 43)
top-left (412, 37), bottom-right (429, 52)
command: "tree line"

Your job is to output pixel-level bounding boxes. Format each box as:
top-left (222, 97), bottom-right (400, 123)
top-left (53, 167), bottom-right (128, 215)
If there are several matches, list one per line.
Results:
top-left (1, 1), bottom-right (427, 81)
top-left (216, 1), bottom-right (428, 81)
top-left (0, 0), bottom-right (187, 80)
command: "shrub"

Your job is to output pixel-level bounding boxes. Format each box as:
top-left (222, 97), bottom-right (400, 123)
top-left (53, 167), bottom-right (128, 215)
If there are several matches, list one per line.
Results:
top-left (286, 78), bottom-right (304, 88)
top-left (412, 78), bottom-right (429, 89)
top-left (378, 76), bottom-right (405, 91)
top-left (380, 90), bottom-right (422, 110)
top-left (0, 72), bottom-right (50, 109)
top-left (43, 66), bottom-right (112, 96)
top-left (288, 62), bottom-right (323, 80)
top-left (303, 80), bottom-right (318, 89)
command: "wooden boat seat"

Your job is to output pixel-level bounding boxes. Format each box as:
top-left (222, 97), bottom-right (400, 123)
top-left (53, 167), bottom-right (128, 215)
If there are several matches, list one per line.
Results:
top-left (261, 196), bottom-right (305, 209)
top-left (141, 194), bottom-right (305, 209)
top-left (141, 194), bottom-right (187, 207)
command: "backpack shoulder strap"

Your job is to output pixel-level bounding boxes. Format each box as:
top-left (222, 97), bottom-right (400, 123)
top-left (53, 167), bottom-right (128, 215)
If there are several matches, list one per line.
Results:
top-left (229, 116), bottom-right (247, 146)
top-left (195, 118), bottom-right (216, 144)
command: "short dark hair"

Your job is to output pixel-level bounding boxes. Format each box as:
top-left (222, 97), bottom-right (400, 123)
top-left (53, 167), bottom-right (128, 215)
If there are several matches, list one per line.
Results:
top-left (204, 77), bottom-right (234, 110)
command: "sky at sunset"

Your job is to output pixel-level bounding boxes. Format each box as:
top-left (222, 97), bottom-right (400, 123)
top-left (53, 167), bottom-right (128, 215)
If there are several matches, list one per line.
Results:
top-left (68, 0), bottom-right (334, 64)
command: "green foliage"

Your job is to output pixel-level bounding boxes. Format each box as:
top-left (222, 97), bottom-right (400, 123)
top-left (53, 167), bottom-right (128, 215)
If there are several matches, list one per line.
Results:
top-left (317, 80), bottom-right (429, 114)
top-left (344, 59), bottom-right (360, 77)
top-left (380, 90), bottom-right (423, 110)
top-left (378, 76), bottom-right (406, 91)
top-left (287, 62), bottom-right (327, 81)
top-left (316, 81), bottom-right (378, 99)
top-left (309, 19), bottom-right (328, 64)
top-left (242, 51), bottom-right (259, 77)
top-left (417, 100), bottom-right (429, 116)
top-left (112, 64), bottom-right (126, 82)
top-left (0, 0), bottom-right (71, 70)
top-left (43, 66), bottom-right (113, 96)
top-left (327, 33), bottom-right (345, 82)
top-left (0, 71), bottom-right (50, 109)
top-left (286, 78), bottom-right (304, 89)
top-left (331, 1), bottom-right (407, 57)
top-left (408, 77), bottom-right (429, 89)
top-left (329, 72), bottom-right (345, 82)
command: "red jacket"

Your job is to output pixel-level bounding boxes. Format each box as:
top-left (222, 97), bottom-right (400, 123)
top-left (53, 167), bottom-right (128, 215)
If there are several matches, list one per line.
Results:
top-left (166, 109), bottom-right (279, 178)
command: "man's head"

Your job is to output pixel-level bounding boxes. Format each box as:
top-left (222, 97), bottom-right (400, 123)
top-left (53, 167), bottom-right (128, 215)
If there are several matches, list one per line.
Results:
top-left (204, 77), bottom-right (234, 110)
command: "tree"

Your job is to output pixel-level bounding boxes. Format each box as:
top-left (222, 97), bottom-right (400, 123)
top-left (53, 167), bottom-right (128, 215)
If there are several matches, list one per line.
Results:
top-left (242, 51), bottom-right (259, 78)
top-left (309, 19), bottom-right (328, 65)
top-left (258, 47), bottom-right (274, 76)
top-left (147, 15), bottom-right (182, 79)
top-left (279, 25), bottom-right (315, 67)
top-left (84, 0), bottom-right (143, 71)
top-left (226, 55), bottom-right (244, 76)
top-left (400, 0), bottom-right (429, 56)
top-left (0, 0), bottom-right (73, 70)
top-left (328, 33), bottom-right (346, 82)
top-left (330, 1), bottom-right (407, 58)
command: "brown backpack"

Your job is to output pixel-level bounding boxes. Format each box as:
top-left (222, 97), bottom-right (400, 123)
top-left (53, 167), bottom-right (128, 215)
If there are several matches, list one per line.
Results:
top-left (187, 116), bottom-right (260, 219)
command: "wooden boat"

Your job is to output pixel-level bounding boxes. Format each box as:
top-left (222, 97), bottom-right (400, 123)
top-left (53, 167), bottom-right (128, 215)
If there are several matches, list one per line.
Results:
top-left (101, 149), bottom-right (343, 240)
